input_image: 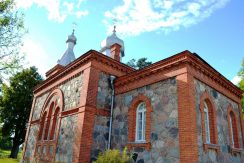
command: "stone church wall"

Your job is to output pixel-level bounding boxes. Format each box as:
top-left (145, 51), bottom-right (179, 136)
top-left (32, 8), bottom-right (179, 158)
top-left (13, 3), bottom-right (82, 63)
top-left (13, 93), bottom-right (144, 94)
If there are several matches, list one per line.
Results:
top-left (32, 93), bottom-right (49, 121)
top-left (60, 73), bottom-right (83, 111)
top-left (55, 115), bottom-right (78, 163)
top-left (24, 124), bottom-right (39, 159)
top-left (23, 73), bottom-right (83, 161)
top-left (90, 72), bottom-right (111, 161)
top-left (96, 72), bottom-right (112, 110)
top-left (195, 80), bottom-right (244, 162)
top-left (112, 78), bottom-right (179, 163)
top-left (90, 115), bottom-right (110, 162)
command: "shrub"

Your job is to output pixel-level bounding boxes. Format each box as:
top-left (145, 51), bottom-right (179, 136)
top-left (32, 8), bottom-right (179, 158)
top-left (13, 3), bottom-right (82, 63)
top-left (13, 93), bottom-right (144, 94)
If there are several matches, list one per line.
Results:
top-left (93, 148), bottom-right (131, 163)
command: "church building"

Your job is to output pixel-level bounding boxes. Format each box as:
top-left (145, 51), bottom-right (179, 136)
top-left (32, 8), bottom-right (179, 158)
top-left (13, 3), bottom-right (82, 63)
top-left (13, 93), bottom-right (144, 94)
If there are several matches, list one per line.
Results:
top-left (22, 28), bottom-right (244, 163)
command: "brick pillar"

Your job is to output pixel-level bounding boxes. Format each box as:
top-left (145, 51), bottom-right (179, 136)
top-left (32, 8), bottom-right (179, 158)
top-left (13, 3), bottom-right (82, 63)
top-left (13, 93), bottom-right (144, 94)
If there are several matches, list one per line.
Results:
top-left (110, 43), bottom-right (121, 62)
top-left (72, 66), bottom-right (100, 163)
top-left (177, 72), bottom-right (199, 163)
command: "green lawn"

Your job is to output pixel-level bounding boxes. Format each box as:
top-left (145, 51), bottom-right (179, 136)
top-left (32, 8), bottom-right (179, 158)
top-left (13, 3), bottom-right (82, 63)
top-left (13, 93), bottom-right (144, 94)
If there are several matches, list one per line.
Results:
top-left (0, 149), bottom-right (22, 163)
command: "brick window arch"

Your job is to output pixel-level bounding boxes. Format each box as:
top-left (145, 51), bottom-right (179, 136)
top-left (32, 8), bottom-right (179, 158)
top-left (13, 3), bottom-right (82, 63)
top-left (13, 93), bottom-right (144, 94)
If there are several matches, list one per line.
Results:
top-left (35, 89), bottom-right (64, 161)
top-left (200, 91), bottom-right (219, 151)
top-left (128, 94), bottom-right (152, 149)
top-left (227, 106), bottom-right (240, 150)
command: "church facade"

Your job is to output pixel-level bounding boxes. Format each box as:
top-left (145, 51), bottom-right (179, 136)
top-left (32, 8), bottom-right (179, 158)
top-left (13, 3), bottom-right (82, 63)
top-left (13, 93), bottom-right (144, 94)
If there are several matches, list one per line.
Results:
top-left (22, 30), bottom-right (244, 163)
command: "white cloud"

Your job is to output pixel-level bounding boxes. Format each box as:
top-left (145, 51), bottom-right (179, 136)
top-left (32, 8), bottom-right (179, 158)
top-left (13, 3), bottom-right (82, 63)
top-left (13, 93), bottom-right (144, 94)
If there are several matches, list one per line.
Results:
top-left (16, 0), bottom-right (89, 23)
top-left (75, 10), bottom-right (89, 18)
top-left (104, 0), bottom-right (230, 36)
top-left (231, 76), bottom-right (241, 85)
top-left (21, 38), bottom-right (51, 77)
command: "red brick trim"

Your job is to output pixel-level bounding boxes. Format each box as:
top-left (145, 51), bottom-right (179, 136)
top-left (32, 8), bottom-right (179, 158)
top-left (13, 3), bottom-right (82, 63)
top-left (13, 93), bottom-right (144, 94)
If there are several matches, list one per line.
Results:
top-left (40, 89), bottom-right (64, 115)
top-left (230, 147), bottom-right (242, 155)
top-left (177, 73), bottom-right (199, 163)
top-left (115, 62), bottom-right (187, 95)
top-left (128, 94), bottom-right (152, 149)
top-left (34, 50), bottom-right (133, 94)
top-left (200, 91), bottom-right (219, 149)
top-left (34, 88), bottom-right (64, 162)
top-left (227, 105), bottom-right (241, 150)
top-left (127, 142), bottom-right (151, 150)
top-left (61, 108), bottom-right (79, 117)
top-left (203, 143), bottom-right (220, 153)
top-left (22, 97), bottom-right (37, 160)
top-left (72, 66), bottom-right (100, 163)
top-left (115, 51), bottom-right (242, 100)
top-left (30, 119), bottom-right (40, 125)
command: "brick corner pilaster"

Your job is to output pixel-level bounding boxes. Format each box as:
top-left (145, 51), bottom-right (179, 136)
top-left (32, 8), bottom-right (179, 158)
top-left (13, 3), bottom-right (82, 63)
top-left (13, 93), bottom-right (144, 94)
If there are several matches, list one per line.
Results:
top-left (177, 72), bottom-right (199, 163)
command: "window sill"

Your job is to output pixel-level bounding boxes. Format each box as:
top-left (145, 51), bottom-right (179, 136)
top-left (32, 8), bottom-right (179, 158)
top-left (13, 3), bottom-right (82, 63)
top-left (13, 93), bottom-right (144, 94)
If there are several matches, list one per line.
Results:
top-left (127, 142), bottom-right (151, 150)
top-left (203, 143), bottom-right (220, 153)
top-left (230, 147), bottom-right (242, 155)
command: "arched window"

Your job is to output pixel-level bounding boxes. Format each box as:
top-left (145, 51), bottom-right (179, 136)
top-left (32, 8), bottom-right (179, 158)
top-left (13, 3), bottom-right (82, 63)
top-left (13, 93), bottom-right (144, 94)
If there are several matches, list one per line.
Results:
top-left (44, 102), bottom-right (54, 140)
top-left (35, 89), bottom-right (63, 161)
top-left (136, 102), bottom-right (146, 142)
top-left (128, 94), bottom-right (152, 150)
top-left (200, 91), bottom-right (219, 151)
top-left (50, 107), bottom-right (60, 140)
top-left (203, 102), bottom-right (210, 143)
top-left (228, 107), bottom-right (240, 149)
top-left (38, 111), bottom-right (47, 140)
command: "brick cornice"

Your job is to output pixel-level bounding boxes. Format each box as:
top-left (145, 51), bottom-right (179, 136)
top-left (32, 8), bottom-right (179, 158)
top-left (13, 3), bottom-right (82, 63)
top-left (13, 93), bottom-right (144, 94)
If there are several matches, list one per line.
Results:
top-left (115, 50), bottom-right (242, 99)
top-left (115, 50), bottom-right (189, 88)
top-left (186, 54), bottom-right (242, 98)
top-left (34, 50), bottom-right (134, 94)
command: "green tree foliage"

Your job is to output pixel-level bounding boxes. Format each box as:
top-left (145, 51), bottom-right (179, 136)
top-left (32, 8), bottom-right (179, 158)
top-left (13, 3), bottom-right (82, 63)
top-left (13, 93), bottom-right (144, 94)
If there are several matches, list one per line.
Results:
top-left (0, 126), bottom-right (12, 150)
top-left (0, 0), bottom-right (25, 79)
top-left (0, 67), bottom-right (42, 158)
top-left (93, 148), bottom-right (131, 163)
top-left (238, 58), bottom-right (244, 111)
top-left (126, 58), bottom-right (152, 69)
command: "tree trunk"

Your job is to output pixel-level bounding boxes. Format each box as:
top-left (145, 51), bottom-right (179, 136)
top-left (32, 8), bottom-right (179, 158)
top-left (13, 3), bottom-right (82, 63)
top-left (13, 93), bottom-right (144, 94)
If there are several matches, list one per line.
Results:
top-left (9, 143), bottom-right (19, 158)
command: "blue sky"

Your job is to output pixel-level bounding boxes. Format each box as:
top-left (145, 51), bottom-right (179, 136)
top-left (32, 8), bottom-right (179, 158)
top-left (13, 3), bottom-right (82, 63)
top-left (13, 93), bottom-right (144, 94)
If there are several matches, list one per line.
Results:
top-left (16, 0), bottom-right (244, 84)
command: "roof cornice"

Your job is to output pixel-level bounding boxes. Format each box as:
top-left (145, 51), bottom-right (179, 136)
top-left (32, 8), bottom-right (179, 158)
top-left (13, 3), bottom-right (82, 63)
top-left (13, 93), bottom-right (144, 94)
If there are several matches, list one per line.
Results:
top-left (34, 50), bottom-right (134, 94)
top-left (115, 50), bottom-right (242, 98)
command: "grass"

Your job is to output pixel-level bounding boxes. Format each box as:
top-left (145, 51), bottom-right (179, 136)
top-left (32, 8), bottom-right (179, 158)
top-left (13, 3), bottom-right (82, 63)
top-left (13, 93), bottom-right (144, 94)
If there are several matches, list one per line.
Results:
top-left (0, 149), bottom-right (22, 163)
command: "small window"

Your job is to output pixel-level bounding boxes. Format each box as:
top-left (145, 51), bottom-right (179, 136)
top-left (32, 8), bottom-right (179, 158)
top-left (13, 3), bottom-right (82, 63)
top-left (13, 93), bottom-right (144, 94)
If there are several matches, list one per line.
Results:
top-left (204, 102), bottom-right (210, 144)
top-left (136, 102), bottom-right (146, 142)
top-left (228, 110), bottom-right (240, 148)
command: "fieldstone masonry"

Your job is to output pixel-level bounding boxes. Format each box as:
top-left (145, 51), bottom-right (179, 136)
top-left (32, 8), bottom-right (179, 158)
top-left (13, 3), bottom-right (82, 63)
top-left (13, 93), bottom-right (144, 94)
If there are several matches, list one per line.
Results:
top-left (55, 115), bottom-right (78, 163)
top-left (195, 80), bottom-right (244, 163)
top-left (22, 50), bottom-right (244, 163)
top-left (60, 73), bottom-right (83, 111)
top-left (112, 78), bottom-right (179, 163)
top-left (24, 124), bottom-right (39, 159)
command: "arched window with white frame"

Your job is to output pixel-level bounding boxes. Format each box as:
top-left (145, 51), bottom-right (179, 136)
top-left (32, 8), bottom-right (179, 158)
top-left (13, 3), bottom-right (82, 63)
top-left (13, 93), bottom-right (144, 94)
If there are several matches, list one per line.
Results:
top-left (136, 102), bottom-right (146, 142)
top-left (204, 102), bottom-right (210, 144)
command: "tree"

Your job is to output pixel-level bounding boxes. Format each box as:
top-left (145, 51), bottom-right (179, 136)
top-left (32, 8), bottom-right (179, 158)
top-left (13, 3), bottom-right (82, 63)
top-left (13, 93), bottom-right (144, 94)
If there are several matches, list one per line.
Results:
top-left (0, 67), bottom-right (42, 158)
top-left (126, 57), bottom-right (152, 69)
top-left (0, 0), bottom-right (25, 80)
top-left (238, 58), bottom-right (244, 112)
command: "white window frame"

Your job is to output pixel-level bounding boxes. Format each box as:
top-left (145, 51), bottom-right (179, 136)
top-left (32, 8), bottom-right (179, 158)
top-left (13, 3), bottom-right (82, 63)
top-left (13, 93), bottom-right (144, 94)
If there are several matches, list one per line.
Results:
top-left (229, 115), bottom-right (235, 147)
top-left (204, 102), bottom-right (211, 144)
top-left (135, 102), bottom-right (146, 142)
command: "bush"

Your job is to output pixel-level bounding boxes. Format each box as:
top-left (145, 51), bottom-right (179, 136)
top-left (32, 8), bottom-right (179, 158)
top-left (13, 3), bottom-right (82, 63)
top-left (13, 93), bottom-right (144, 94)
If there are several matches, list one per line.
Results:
top-left (93, 148), bottom-right (131, 163)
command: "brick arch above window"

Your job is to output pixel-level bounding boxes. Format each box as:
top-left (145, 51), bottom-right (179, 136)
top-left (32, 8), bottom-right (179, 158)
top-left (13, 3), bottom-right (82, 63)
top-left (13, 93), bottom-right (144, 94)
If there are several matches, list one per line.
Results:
top-left (227, 105), bottom-right (242, 154)
top-left (35, 88), bottom-right (64, 161)
top-left (199, 91), bottom-right (219, 152)
top-left (40, 88), bottom-right (64, 117)
top-left (128, 94), bottom-right (152, 150)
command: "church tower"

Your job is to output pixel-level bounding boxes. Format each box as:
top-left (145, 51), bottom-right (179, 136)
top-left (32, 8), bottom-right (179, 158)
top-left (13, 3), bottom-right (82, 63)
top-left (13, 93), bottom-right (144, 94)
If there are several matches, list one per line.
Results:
top-left (58, 30), bottom-right (77, 66)
top-left (100, 26), bottom-right (125, 62)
